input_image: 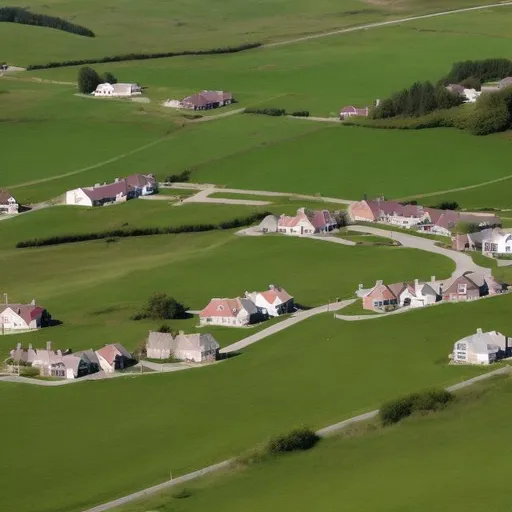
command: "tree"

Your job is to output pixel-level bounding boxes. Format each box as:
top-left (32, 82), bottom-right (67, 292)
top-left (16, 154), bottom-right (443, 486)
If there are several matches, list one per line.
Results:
top-left (77, 66), bottom-right (101, 93)
top-left (102, 71), bottom-right (117, 84)
top-left (143, 293), bottom-right (187, 320)
top-left (467, 93), bottom-right (511, 135)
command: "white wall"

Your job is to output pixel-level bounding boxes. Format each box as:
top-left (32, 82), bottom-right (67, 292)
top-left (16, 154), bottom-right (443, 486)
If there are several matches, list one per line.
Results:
top-left (96, 354), bottom-right (115, 372)
top-left (65, 189), bottom-right (93, 206)
top-left (0, 309), bottom-right (29, 330)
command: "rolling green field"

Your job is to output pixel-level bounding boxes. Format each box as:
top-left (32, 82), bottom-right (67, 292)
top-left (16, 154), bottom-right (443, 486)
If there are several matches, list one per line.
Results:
top-left (114, 373), bottom-right (512, 512)
top-left (2, 295), bottom-right (512, 512)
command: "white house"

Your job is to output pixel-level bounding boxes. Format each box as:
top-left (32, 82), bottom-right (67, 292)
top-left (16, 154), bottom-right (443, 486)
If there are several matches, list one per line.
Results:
top-left (245, 285), bottom-right (294, 317)
top-left (95, 343), bottom-right (133, 372)
top-left (278, 208), bottom-right (337, 236)
top-left (199, 297), bottom-right (261, 327)
top-left (395, 279), bottom-right (439, 308)
top-left (482, 229), bottom-right (512, 256)
top-left (0, 300), bottom-right (46, 332)
top-left (163, 99), bottom-right (182, 108)
top-left (92, 83), bottom-right (142, 97)
top-left (452, 329), bottom-right (509, 365)
top-left (0, 189), bottom-right (19, 214)
top-left (463, 88), bottom-right (481, 103)
top-left (146, 331), bottom-right (219, 362)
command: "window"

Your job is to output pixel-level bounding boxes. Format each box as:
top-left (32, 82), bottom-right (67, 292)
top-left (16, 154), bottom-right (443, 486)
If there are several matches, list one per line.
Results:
top-left (456, 343), bottom-right (466, 351)
top-left (507, 246), bottom-right (511, 253)
top-left (457, 284), bottom-right (467, 294)
top-left (456, 352), bottom-right (467, 360)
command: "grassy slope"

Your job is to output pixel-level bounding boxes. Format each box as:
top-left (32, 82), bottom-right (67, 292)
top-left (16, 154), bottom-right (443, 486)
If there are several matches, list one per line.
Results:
top-left (2, 296), bottom-right (512, 512)
top-left (1, 0), bottom-right (497, 65)
top-left (114, 374), bottom-right (512, 512)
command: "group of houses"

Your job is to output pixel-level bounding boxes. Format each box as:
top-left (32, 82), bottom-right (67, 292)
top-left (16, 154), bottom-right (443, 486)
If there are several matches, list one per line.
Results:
top-left (65, 173), bottom-right (157, 207)
top-left (146, 330), bottom-right (220, 362)
top-left (453, 227), bottom-right (512, 257)
top-left (451, 328), bottom-right (511, 365)
top-left (0, 189), bottom-right (19, 214)
top-left (163, 90), bottom-right (234, 110)
top-left (358, 272), bottom-right (505, 312)
top-left (348, 198), bottom-right (499, 237)
top-left (257, 207), bottom-right (338, 236)
top-left (0, 300), bottom-right (49, 333)
top-left (8, 342), bottom-right (134, 379)
top-left (199, 285), bottom-right (294, 327)
top-left (92, 83), bottom-right (142, 97)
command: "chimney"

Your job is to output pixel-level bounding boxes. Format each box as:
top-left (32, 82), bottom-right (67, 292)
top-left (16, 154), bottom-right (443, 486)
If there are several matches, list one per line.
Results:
top-left (178, 330), bottom-right (184, 335)
top-left (414, 279), bottom-right (419, 287)
top-left (30, 298), bottom-right (36, 306)
top-left (94, 183), bottom-right (100, 188)
top-left (376, 280), bottom-right (383, 286)
top-left (358, 284), bottom-right (363, 290)
top-left (115, 178), bottom-right (119, 183)
top-left (269, 284), bottom-right (275, 290)
top-left (476, 328), bottom-right (483, 335)
top-left (16, 342), bottom-right (21, 350)
top-left (46, 341), bottom-right (52, 352)
top-left (431, 276), bottom-right (436, 283)
top-left (28, 343), bottom-right (32, 350)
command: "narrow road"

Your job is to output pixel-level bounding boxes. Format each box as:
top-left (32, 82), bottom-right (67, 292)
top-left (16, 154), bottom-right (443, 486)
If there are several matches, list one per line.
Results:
top-left (81, 365), bottom-right (510, 512)
top-left (190, 107), bottom-right (245, 123)
top-left (265, 1), bottom-right (512, 48)
top-left (348, 225), bottom-right (489, 277)
top-left (177, 188), bottom-right (272, 206)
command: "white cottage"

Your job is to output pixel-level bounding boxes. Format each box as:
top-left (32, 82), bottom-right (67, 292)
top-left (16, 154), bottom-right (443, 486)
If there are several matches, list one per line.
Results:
top-left (146, 331), bottom-right (220, 362)
top-left (93, 83), bottom-right (142, 97)
top-left (482, 229), bottom-right (512, 256)
top-left (199, 297), bottom-right (260, 327)
top-left (452, 329), bottom-right (509, 365)
top-left (245, 285), bottom-right (294, 317)
top-left (0, 301), bottom-right (46, 332)
top-left (0, 189), bottom-right (19, 214)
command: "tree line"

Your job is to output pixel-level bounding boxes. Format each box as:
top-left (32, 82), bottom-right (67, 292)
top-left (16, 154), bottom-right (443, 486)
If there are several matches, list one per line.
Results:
top-left (27, 42), bottom-right (262, 70)
top-left (439, 58), bottom-right (512, 89)
top-left (244, 108), bottom-right (310, 117)
top-left (16, 212), bottom-right (271, 248)
top-left (0, 7), bottom-right (94, 37)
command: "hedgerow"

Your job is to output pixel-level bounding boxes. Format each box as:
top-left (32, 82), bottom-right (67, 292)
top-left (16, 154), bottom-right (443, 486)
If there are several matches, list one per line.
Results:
top-left (267, 428), bottom-right (320, 454)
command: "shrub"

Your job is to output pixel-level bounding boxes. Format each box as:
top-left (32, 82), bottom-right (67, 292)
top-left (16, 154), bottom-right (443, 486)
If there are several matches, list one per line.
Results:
top-left (172, 488), bottom-right (193, 499)
top-left (267, 428), bottom-right (320, 454)
top-left (164, 170), bottom-right (191, 183)
top-left (380, 397), bottom-right (415, 425)
top-left (21, 367), bottom-right (40, 378)
top-left (157, 324), bottom-right (172, 333)
top-left (0, 6), bottom-right (94, 37)
top-left (412, 389), bottom-right (452, 411)
top-left (134, 293), bottom-right (187, 321)
top-left (291, 111), bottom-right (310, 117)
top-left (245, 108), bottom-right (286, 116)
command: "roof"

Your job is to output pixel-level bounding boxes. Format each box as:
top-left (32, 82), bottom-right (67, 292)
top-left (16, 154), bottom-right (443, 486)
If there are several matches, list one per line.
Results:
top-left (456, 330), bottom-right (507, 354)
top-left (112, 83), bottom-right (138, 94)
top-left (278, 208), bottom-right (335, 229)
top-left (0, 189), bottom-right (15, 204)
top-left (96, 343), bottom-right (132, 365)
top-left (500, 77), bottom-right (512, 87)
top-left (258, 215), bottom-right (279, 231)
top-left (182, 90), bottom-right (232, 107)
top-left (340, 106), bottom-right (368, 115)
top-left (0, 303), bottom-right (44, 325)
top-left (125, 173), bottom-right (155, 188)
top-left (258, 286), bottom-right (293, 305)
top-left (200, 297), bottom-right (258, 318)
top-left (147, 331), bottom-right (173, 350)
top-left (446, 84), bottom-right (464, 94)
top-left (174, 332), bottom-right (220, 352)
top-left (81, 180), bottom-right (129, 202)
top-left (364, 283), bottom-right (397, 301)
top-left (443, 274), bottom-right (480, 295)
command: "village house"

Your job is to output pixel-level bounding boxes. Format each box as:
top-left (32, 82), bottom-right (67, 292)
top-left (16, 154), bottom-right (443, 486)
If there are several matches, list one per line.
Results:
top-left (245, 285), bottom-right (294, 317)
top-left (9, 342), bottom-right (99, 379)
top-left (339, 106), bottom-right (369, 119)
top-left (199, 297), bottom-right (262, 327)
top-left (95, 343), bottom-right (134, 372)
top-left (65, 173), bottom-right (157, 207)
top-left (348, 199), bottom-right (499, 236)
top-left (146, 330), bottom-right (220, 362)
top-left (165, 90), bottom-right (234, 110)
top-left (277, 208), bottom-right (337, 236)
top-left (481, 228), bottom-right (512, 256)
top-left (0, 189), bottom-right (19, 214)
top-left (360, 281), bottom-right (399, 311)
top-left (92, 83), bottom-right (142, 97)
top-left (0, 300), bottom-right (48, 333)
top-left (451, 329), bottom-right (510, 365)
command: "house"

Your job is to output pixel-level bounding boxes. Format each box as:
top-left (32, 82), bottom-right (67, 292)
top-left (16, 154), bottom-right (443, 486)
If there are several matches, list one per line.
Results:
top-left (361, 281), bottom-right (398, 311)
top-left (256, 214), bottom-right (279, 233)
top-left (442, 274), bottom-right (482, 302)
top-left (482, 228), bottom-right (512, 256)
top-left (65, 174), bottom-right (156, 206)
top-left (181, 90), bottom-right (234, 110)
top-left (339, 106), bottom-right (369, 119)
top-left (245, 285), bottom-right (294, 317)
top-left (0, 189), bottom-right (19, 214)
top-left (445, 84), bottom-right (481, 103)
top-left (446, 83), bottom-right (465, 94)
top-left (146, 331), bottom-right (220, 362)
top-left (0, 300), bottom-right (48, 333)
top-left (9, 342), bottom-right (98, 378)
top-left (95, 343), bottom-right (134, 372)
top-left (199, 297), bottom-right (262, 327)
top-left (393, 279), bottom-right (440, 308)
top-left (92, 83), bottom-right (142, 97)
top-left (452, 329), bottom-right (509, 364)
top-left (278, 208), bottom-right (337, 236)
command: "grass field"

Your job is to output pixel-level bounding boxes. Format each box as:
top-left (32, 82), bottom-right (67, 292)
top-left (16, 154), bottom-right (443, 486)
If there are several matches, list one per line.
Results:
top-left (2, 295), bottom-right (511, 512)
top-left (113, 373), bottom-right (512, 512)
top-left (1, 0), bottom-right (498, 66)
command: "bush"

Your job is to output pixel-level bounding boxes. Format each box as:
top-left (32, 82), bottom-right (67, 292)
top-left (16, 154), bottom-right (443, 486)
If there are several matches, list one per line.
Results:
top-left (245, 108), bottom-right (286, 116)
top-left (291, 111), bottom-right (310, 117)
top-left (133, 293), bottom-right (187, 321)
top-left (21, 367), bottom-right (40, 378)
top-left (27, 42), bottom-right (261, 70)
top-left (16, 212), bottom-right (271, 248)
top-left (172, 488), bottom-right (193, 499)
top-left (380, 389), bottom-right (453, 426)
top-left (267, 428), bottom-right (320, 454)
top-left (164, 170), bottom-right (191, 183)
top-left (0, 6), bottom-right (94, 37)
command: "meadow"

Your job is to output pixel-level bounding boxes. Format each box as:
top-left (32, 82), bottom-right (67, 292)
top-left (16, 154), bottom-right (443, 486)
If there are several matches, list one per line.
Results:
top-left (2, 295), bottom-right (512, 512)
top-left (113, 373), bottom-right (512, 512)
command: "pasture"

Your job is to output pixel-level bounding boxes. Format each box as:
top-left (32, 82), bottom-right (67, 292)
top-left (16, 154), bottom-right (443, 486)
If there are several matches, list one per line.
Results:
top-left (114, 373), bottom-right (512, 512)
top-left (2, 295), bottom-right (512, 512)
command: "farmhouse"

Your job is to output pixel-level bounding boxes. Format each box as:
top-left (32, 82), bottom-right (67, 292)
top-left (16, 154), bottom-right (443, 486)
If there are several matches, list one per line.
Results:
top-left (0, 189), bottom-right (19, 214)
top-left (179, 90), bottom-right (234, 110)
top-left (65, 173), bottom-right (157, 207)
top-left (146, 330), bottom-right (219, 362)
top-left (200, 297), bottom-right (262, 327)
top-left (245, 285), bottom-right (294, 317)
top-left (452, 329), bottom-right (509, 365)
top-left (92, 83), bottom-right (142, 97)
top-left (9, 342), bottom-right (99, 378)
top-left (95, 343), bottom-right (134, 372)
top-left (278, 208), bottom-right (337, 235)
top-left (0, 300), bottom-right (48, 332)
top-left (339, 106), bottom-right (369, 119)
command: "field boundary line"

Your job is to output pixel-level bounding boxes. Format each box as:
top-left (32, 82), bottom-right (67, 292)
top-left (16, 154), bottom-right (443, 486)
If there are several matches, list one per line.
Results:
top-left (81, 365), bottom-right (511, 512)
top-left (265, 2), bottom-right (512, 47)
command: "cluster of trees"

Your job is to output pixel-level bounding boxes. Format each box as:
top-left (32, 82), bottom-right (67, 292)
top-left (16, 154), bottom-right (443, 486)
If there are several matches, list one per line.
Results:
top-left (0, 7), bottom-right (94, 37)
top-left (372, 81), bottom-right (463, 119)
top-left (27, 42), bottom-right (262, 70)
top-left (77, 67), bottom-right (117, 94)
top-left (131, 293), bottom-right (187, 321)
top-left (16, 212), bottom-right (271, 248)
top-left (440, 58), bottom-right (512, 89)
top-left (465, 86), bottom-right (512, 135)
top-left (164, 170), bottom-right (191, 183)
top-left (379, 389), bottom-right (453, 426)
top-left (245, 108), bottom-right (310, 117)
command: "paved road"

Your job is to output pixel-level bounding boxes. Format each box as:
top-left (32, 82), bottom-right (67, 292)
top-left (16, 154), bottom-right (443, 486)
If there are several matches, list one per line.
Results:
top-left (81, 365), bottom-right (510, 512)
top-left (265, 2), bottom-right (512, 48)
top-left (178, 188), bottom-right (272, 206)
top-left (348, 225), bottom-right (490, 277)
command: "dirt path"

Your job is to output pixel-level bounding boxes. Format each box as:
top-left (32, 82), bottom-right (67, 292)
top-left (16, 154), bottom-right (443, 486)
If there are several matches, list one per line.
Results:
top-left (265, 1), bottom-right (512, 48)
